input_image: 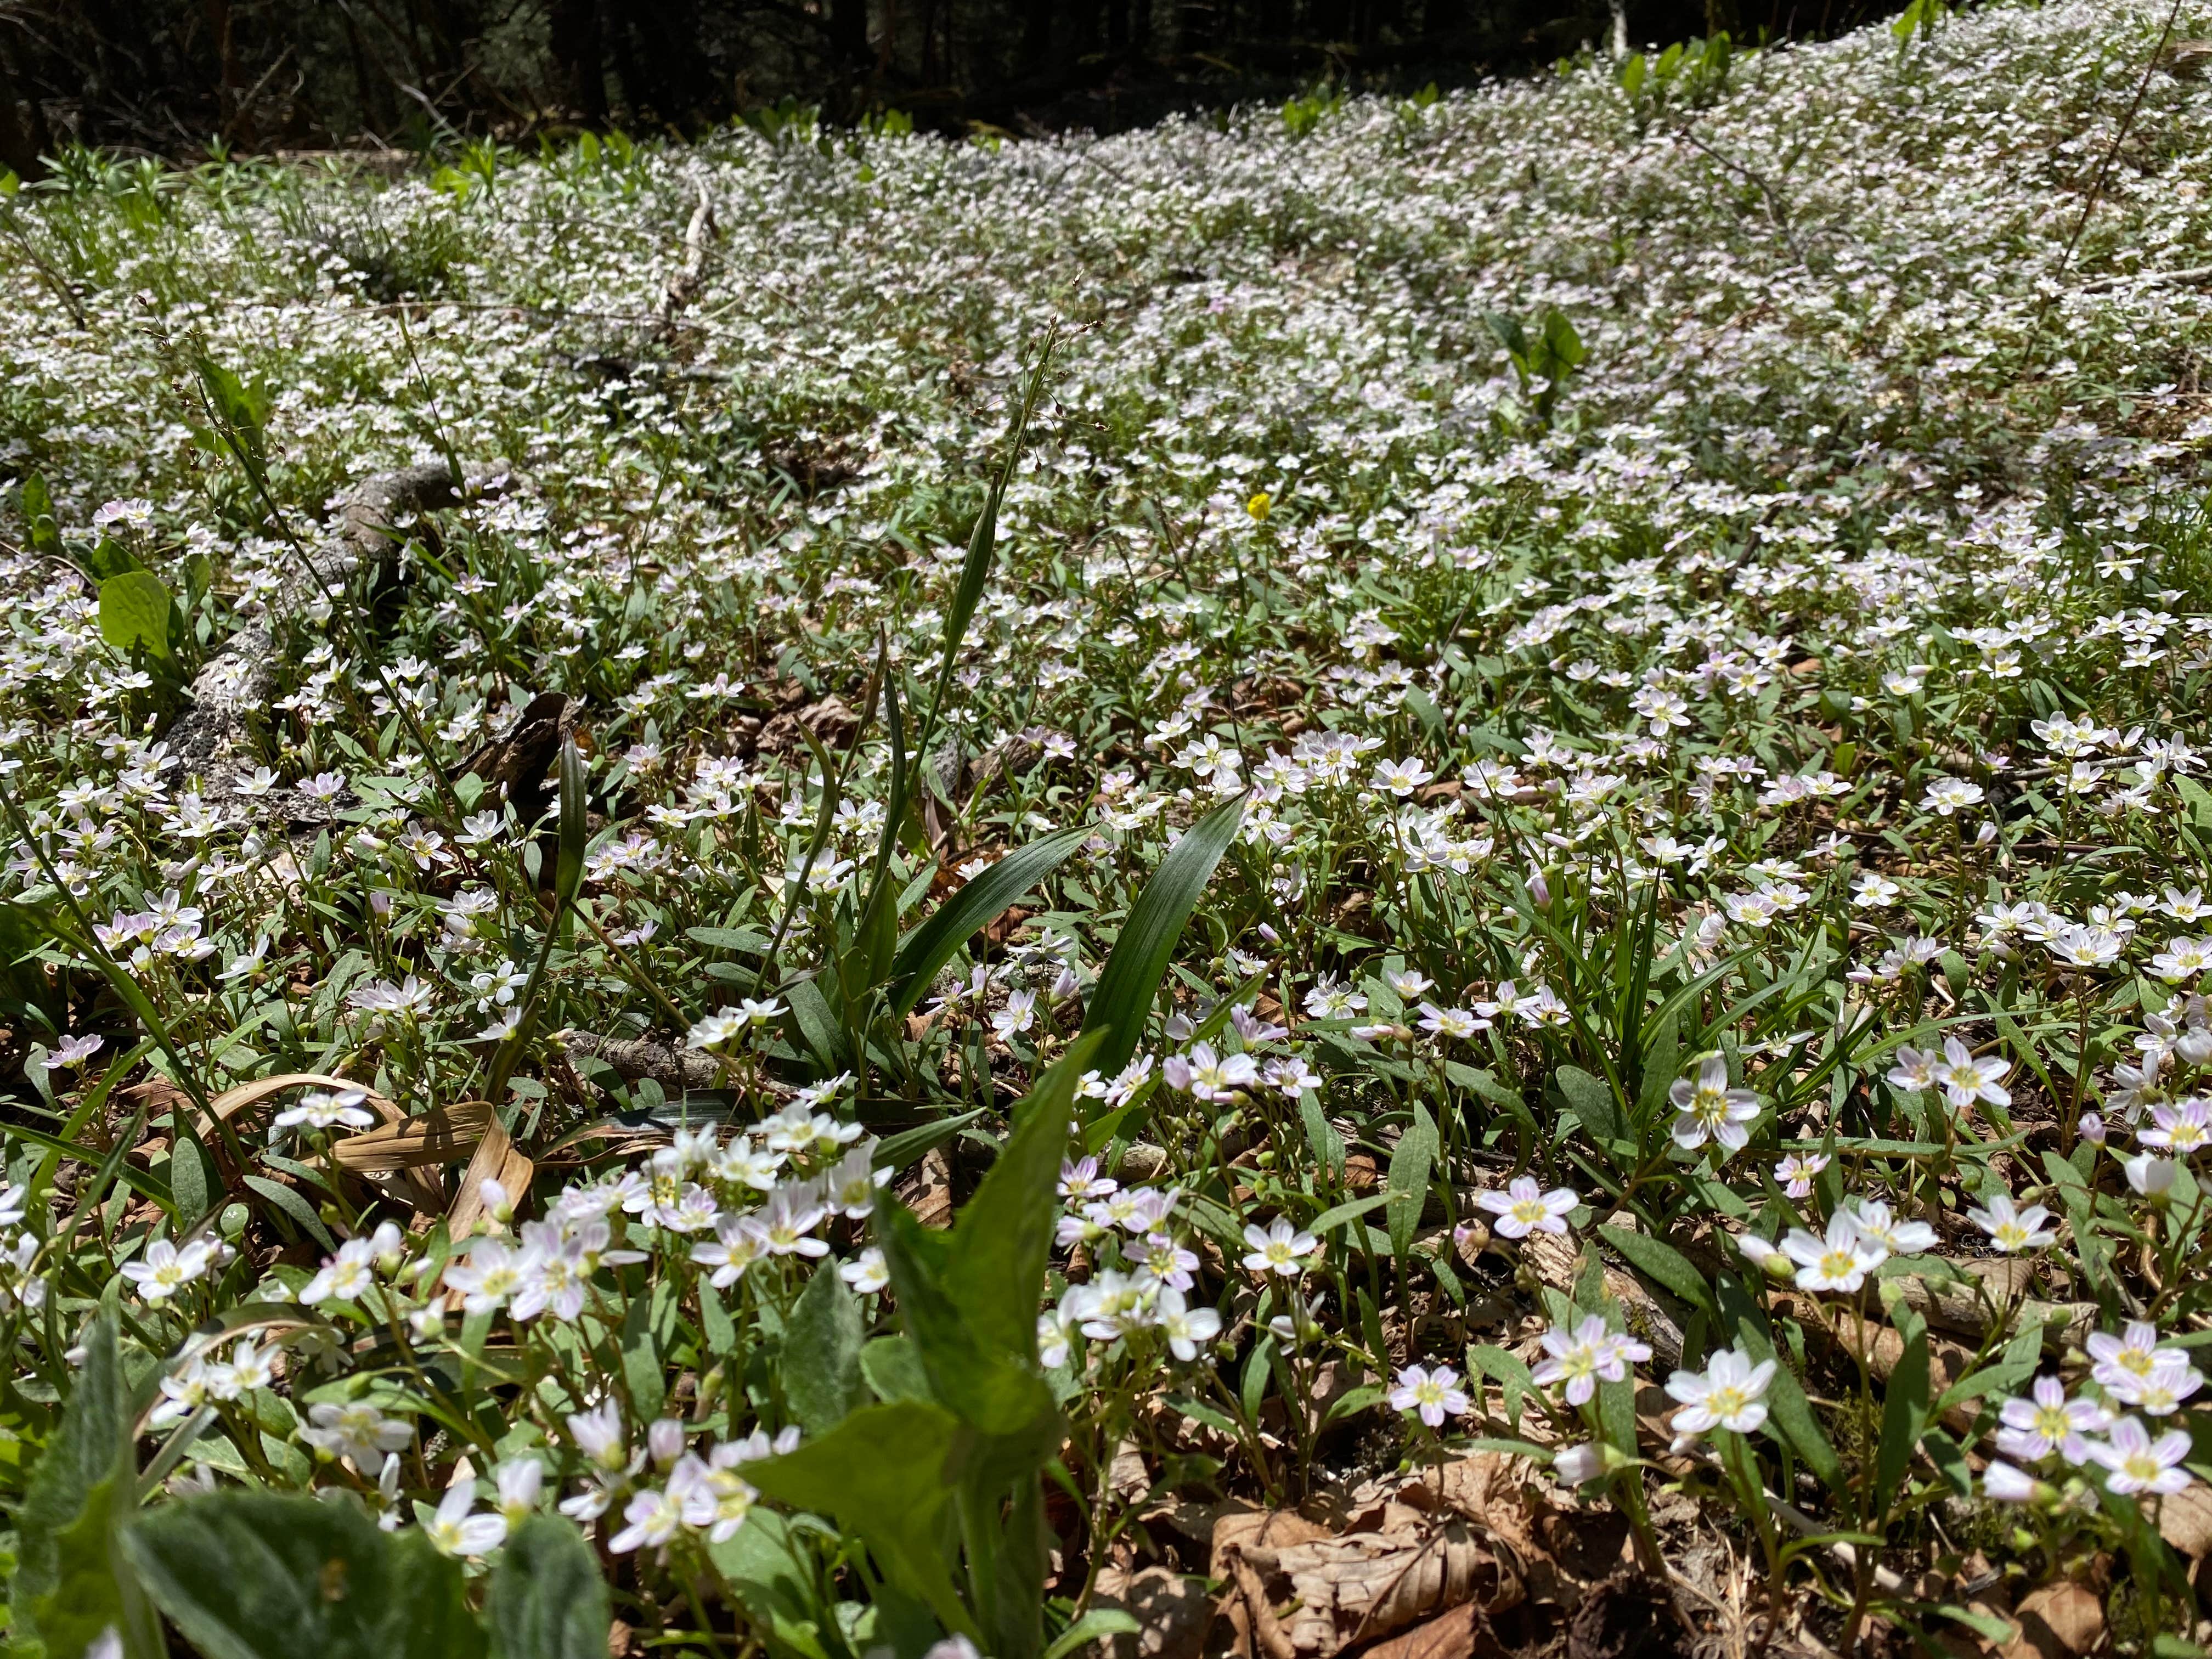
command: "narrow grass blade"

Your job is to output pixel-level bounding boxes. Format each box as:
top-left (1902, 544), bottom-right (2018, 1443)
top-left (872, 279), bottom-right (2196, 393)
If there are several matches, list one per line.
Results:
top-left (1079, 793), bottom-right (1246, 1081)
top-left (887, 824), bottom-right (1088, 1015)
top-left (912, 336), bottom-right (1056, 770)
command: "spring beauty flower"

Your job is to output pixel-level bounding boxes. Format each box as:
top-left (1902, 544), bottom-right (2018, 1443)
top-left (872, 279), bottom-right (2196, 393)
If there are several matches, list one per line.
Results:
top-left (1779, 1213), bottom-right (1887, 1293)
top-left (1474, 1176), bottom-right (1578, 1238)
top-left (1669, 1057), bottom-right (1760, 1155)
top-left (1390, 1363), bottom-right (1471, 1427)
top-left (1241, 1218), bottom-right (1319, 1277)
top-left (1664, 1347), bottom-right (1775, 1440)
top-left (1533, 1316), bottom-right (1652, 1404)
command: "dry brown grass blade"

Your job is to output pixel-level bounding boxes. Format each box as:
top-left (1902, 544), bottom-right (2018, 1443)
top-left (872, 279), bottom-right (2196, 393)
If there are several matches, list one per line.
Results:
top-left (202, 1072), bottom-right (403, 1131)
top-left (448, 1109), bottom-right (534, 1239)
top-left (328, 1101), bottom-right (498, 1170)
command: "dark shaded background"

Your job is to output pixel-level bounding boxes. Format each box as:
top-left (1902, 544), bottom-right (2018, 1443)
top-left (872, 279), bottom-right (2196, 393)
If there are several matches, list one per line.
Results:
top-left (0, 0), bottom-right (1900, 168)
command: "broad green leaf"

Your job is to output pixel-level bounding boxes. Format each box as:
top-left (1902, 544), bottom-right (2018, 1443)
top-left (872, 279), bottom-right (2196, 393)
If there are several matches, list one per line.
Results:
top-left (886, 825), bottom-right (1088, 1015)
top-left (877, 1044), bottom-right (1094, 1456)
top-left (98, 570), bottom-right (173, 659)
top-left (1080, 794), bottom-right (1247, 1080)
top-left (32, 1474), bottom-right (162, 1659)
top-left (685, 925), bottom-right (772, 955)
top-left (621, 1277), bottom-right (678, 1424)
top-left (485, 1515), bottom-right (608, 1659)
top-left (1599, 1226), bottom-right (1717, 1319)
top-left (860, 1335), bottom-right (933, 1403)
top-left (783, 1261), bottom-right (867, 1433)
top-left (168, 1135), bottom-right (216, 1223)
top-left (741, 1401), bottom-right (972, 1640)
top-left (17, 1312), bottom-right (145, 1659)
top-left (784, 974), bottom-right (845, 1069)
top-left (708, 1510), bottom-right (834, 1659)
top-left (241, 1174), bottom-right (336, 1252)
top-left (125, 1492), bottom-right (482, 1659)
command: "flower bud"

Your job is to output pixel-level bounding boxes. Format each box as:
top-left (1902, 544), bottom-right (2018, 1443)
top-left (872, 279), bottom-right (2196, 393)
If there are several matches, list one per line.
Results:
top-left (1552, 1443), bottom-right (1606, 1486)
top-left (648, 1417), bottom-right (685, 1469)
top-left (1528, 867), bottom-right (1552, 910)
top-left (2125, 1152), bottom-right (2176, 1201)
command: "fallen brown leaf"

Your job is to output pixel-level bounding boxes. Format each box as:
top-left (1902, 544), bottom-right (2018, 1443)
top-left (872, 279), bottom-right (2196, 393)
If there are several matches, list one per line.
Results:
top-left (1238, 1519), bottom-right (1519, 1657)
top-left (1999, 1579), bottom-right (2103, 1659)
top-left (2158, 1482), bottom-right (2212, 1559)
top-left (1354, 1602), bottom-right (1483, 1659)
top-left (1088, 1564), bottom-right (1214, 1659)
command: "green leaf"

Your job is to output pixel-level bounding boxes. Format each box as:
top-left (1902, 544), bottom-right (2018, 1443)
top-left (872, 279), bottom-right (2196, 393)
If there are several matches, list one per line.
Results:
top-left (1599, 1226), bottom-right (1716, 1319)
top-left (1043, 1610), bottom-right (1142, 1659)
top-left (1874, 1307), bottom-right (1931, 1519)
top-left (872, 1109), bottom-right (986, 1173)
top-left (1307, 1193), bottom-right (1390, 1238)
top-left (553, 737), bottom-right (587, 907)
top-left (1385, 1102), bottom-right (1436, 1262)
top-left (21, 472), bottom-right (63, 559)
top-left (484, 1515), bottom-right (609, 1659)
top-left (708, 1510), bottom-right (836, 1659)
top-left (33, 1474), bottom-right (163, 1659)
top-left (242, 1175), bottom-right (337, 1252)
top-left (125, 1492), bottom-right (483, 1659)
top-left (17, 1312), bottom-right (148, 1659)
top-left (1080, 794), bottom-right (1247, 1081)
top-left (1466, 1343), bottom-right (1537, 1430)
top-left (877, 1041), bottom-right (1096, 1456)
top-left (741, 1401), bottom-right (972, 1641)
top-left (886, 825), bottom-right (1088, 1015)
top-left (621, 1278), bottom-right (678, 1424)
top-left (783, 1261), bottom-right (867, 1434)
top-left (194, 358), bottom-right (269, 479)
top-left (861, 1335), bottom-right (933, 1403)
top-left (783, 975), bottom-right (845, 1069)
top-left (685, 925), bottom-right (772, 955)
top-left (169, 1135), bottom-right (216, 1224)
top-left (97, 571), bottom-right (174, 660)
top-left (853, 649), bottom-right (908, 996)
top-left (1554, 1065), bottom-right (1622, 1144)
top-left (913, 340), bottom-right (1056, 765)
top-left (1716, 1272), bottom-right (1842, 1489)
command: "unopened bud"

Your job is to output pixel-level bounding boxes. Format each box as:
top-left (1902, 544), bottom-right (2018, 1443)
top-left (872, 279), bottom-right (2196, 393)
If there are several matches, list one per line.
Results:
top-left (648, 1417), bottom-right (685, 1469)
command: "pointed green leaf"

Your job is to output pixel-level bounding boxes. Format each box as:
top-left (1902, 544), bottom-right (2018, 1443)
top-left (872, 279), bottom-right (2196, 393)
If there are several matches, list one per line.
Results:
top-left (1599, 1225), bottom-right (1716, 1319)
top-left (1080, 794), bottom-right (1246, 1080)
top-left (16, 1311), bottom-right (139, 1657)
top-left (887, 825), bottom-right (1088, 1015)
top-left (741, 1401), bottom-right (972, 1640)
